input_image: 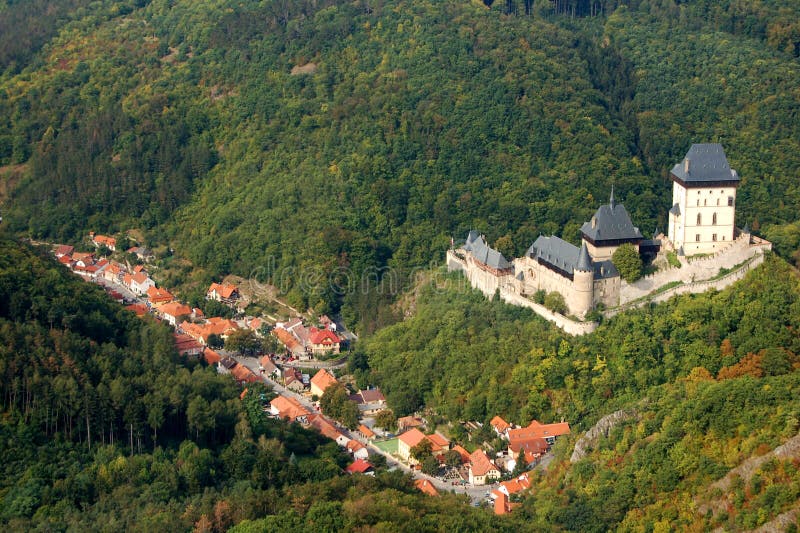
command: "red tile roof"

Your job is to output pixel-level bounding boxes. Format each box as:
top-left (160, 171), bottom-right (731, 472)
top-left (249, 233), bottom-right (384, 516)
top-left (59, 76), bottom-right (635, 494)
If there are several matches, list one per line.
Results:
top-left (398, 428), bottom-right (427, 448)
top-left (507, 420), bottom-right (570, 443)
top-left (125, 303), bottom-right (148, 316)
top-left (451, 444), bottom-right (471, 463)
top-left (204, 348), bottom-right (222, 365)
top-left (208, 282), bottom-right (239, 299)
top-left (308, 327), bottom-right (339, 345)
top-left (490, 415), bottom-right (511, 433)
top-left (469, 449), bottom-right (499, 477)
top-left (307, 414), bottom-right (345, 442)
top-left (159, 302), bottom-right (192, 319)
top-left (426, 433), bottom-right (450, 453)
top-left (174, 333), bottom-right (203, 355)
top-left (273, 327), bottom-right (303, 353)
top-left (414, 479), bottom-right (439, 496)
top-left (146, 286), bottom-right (174, 303)
top-left (93, 234), bottom-right (116, 248)
top-left (310, 369), bottom-right (338, 394)
top-left (358, 424), bottom-right (376, 439)
top-left (346, 440), bottom-right (366, 453)
top-left (345, 459), bottom-right (374, 474)
top-left (397, 416), bottom-right (424, 429)
top-left (270, 395), bottom-right (310, 421)
top-left (54, 244), bottom-right (74, 257)
top-left (231, 364), bottom-right (259, 383)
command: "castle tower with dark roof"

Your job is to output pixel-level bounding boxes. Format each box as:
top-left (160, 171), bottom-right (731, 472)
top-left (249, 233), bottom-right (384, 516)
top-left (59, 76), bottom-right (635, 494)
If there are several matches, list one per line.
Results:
top-left (667, 144), bottom-right (740, 255)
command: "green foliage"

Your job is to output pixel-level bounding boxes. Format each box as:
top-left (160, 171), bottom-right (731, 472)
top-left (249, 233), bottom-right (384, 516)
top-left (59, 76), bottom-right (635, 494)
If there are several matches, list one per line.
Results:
top-left (612, 243), bottom-right (643, 282)
top-left (374, 410), bottom-right (397, 432)
top-left (543, 291), bottom-right (568, 314)
top-left (666, 251), bottom-right (682, 269)
top-left (319, 383), bottom-right (359, 430)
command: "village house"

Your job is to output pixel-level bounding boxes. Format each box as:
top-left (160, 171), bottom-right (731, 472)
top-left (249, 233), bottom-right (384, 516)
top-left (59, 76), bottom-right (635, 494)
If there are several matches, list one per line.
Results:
top-left (180, 317), bottom-right (239, 344)
top-left (230, 364), bottom-right (259, 386)
top-left (506, 437), bottom-right (549, 470)
top-left (217, 357), bottom-right (237, 375)
top-left (124, 272), bottom-right (155, 296)
top-left (157, 302), bottom-right (192, 327)
top-left (258, 355), bottom-right (282, 380)
top-left (206, 282), bottom-right (240, 305)
top-left (269, 395), bottom-right (310, 423)
top-left (71, 252), bottom-right (96, 268)
top-left (103, 262), bottom-right (125, 284)
top-left (74, 258), bottom-right (108, 278)
top-left (90, 233), bottom-right (117, 251)
top-left (307, 414), bottom-right (350, 446)
top-left (346, 440), bottom-right (370, 460)
top-left (273, 327), bottom-right (305, 357)
top-left (174, 333), bottom-right (204, 358)
top-left (345, 459), bottom-right (374, 476)
top-left (310, 369), bottom-right (338, 398)
top-left (414, 479), bottom-right (440, 497)
top-left (349, 388), bottom-right (387, 415)
top-left (146, 286), bottom-right (174, 305)
top-left (203, 348), bottom-right (222, 366)
top-left (491, 473), bottom-right (532, 515)
top-left (283, 369), bottom-right (307, 392)
top-left (54, 244), bottom-right (74, 258)
top-left (397, 428), bottom-right (427, 463)
top-left (126, 246), bottom-right (154, 262)
top-left (357, 424), bottom-right (376, 441)
top-left (490, 416), bottom-right (512, 436)
top-left (125, 303), bottom-right (148, 317)
top-left (468, 449), bottom-right (501, 486)
top-left (506, 419), bottom-right (571, 446)
top-left (307, 327), bottom-right (341, 355)
top-left (397, 415), bottom-right (425, 433)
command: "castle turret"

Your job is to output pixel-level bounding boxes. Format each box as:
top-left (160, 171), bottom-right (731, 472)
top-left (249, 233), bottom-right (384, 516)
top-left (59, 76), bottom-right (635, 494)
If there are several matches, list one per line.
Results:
top-left (573, 242), bottom-right (594, 317)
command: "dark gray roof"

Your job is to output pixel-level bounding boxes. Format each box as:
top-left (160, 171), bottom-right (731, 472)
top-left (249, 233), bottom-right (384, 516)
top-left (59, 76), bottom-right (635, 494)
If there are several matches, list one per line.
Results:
top-left (669, 203), bottom-right (681, 216)
top-left (576, 242), bottom-right (592, 271)
top-left (463, 231), bottom-right (512, 270)
top-left (529, 235), bottom-right (582, 274)
top-left (581, 192), bottom-right (643, 243)
top-left (593, 260), bottom-right (619, 280)
top-left (671, 144), bottom-right (739, 183)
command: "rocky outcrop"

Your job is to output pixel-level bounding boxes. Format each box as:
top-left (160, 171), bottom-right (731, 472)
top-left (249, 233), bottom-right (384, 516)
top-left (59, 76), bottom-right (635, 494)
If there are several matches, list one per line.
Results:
top-left (570, 409), bottom-right (638, 463)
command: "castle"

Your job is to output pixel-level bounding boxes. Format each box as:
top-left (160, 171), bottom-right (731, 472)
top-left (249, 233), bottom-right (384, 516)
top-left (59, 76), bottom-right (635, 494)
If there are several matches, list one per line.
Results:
top-left (447, 144), bottom-right (770, 326)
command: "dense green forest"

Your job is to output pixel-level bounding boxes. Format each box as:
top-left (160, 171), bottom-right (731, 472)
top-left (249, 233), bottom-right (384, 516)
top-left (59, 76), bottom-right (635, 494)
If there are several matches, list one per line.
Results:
top-left (0, 236), bottom-right (516, 531)
top-left (1, 0), bottom-right (799, 331)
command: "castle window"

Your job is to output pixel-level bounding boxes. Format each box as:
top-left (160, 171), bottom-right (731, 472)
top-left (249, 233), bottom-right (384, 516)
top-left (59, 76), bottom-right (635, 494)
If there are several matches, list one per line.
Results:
top-left (728, 197), bottom-right (734, 206)
top-left (696, 199), bottom-right (699, 206)
top-left (696, 234), bottom-right (700, 242)
top-left (704, 199), bottom-right (707, 206)
top-left (712, 213), bottom-right (717, 225)
top-left (716, 198), bottom-right (720, 205)
top-left (697, 213), bottom-right (702, 225)
top-left (712, 234), bottom-right (717, 241)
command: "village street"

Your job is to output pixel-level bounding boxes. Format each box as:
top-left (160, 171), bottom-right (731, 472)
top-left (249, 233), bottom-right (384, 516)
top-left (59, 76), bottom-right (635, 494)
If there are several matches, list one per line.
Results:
top-left (233, 354), bottom-right (500, 505)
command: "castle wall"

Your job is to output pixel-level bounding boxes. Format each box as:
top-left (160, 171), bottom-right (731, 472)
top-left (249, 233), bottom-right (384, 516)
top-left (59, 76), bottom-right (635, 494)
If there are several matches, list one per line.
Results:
top-left (593, 276), bottom-right (620, 308)
top-left (514, 256), bottom-right (593, 318)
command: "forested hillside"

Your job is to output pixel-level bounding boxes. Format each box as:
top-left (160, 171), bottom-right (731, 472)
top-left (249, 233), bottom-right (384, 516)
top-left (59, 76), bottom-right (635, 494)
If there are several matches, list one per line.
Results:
top-left (1, 0), bottom-right (799, 330)
top-left (0, 236), bottom-right (516, 530)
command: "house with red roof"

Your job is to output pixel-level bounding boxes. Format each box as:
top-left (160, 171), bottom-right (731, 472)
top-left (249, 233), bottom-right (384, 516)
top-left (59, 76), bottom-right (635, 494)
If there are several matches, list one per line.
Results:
top-left (174, 333), bottom-right (204, 358)
top-left (269, 395), bottom-right (311, 422)
top-left (310, 369), bottom-right (338, 398)
top-left (90, 233), bottom-right (117, 251)
top-left (231, 364), bottom-right (260, 385)
top-left (259, 355), bottom-right (282, 380)
top-left (158, 302), bottom-right (192, 327)
top-left (490, 415), bottom-right (512, 436)
top-left (468, 449), bottom-right (501, 485)
top-left (273, 327), bottom-right (305, 356)
top-left (71, 252), bottom-right (95, 268)
top-left (125, 272), bottom-right (155, 295)
top-left (345, 459), bottom-right (374, 475)
top-left (398, 428), bottom-right (428, 462)
top-left (206, 282), bottom-right (240, 304)
top-left (283, 369), bottom-right (307, 392)
top-left (125, 303), bottom-right (149, 317)
top-left (103, 262), bottom-right (125, 284)
top-left (307, 327), bottom-right (340, 355)
top-left (507, 419), bottom-right (571, 446)
top-left (507, 437), bottom-right (549, 469)
top-left (414, 479), bottom-right (439, 497)
top-left (54, 244), bottom-right (74, 258)
top-left (397, 415), bottom-right (424, 432)
top-left (307, 414), bottom-right (349, 446)
top-left (180, 317), bottom-right (239, 344)
top-left (450, 444), bottom-right (471, 464)
top-left (346, 440), bottom-right (370, 460)
top-left (203, 348), bottom-right (222, 365)
top-left (358, 424), bottom-right (376, 440)
top-left (146, 286), bottom-right (174, 304)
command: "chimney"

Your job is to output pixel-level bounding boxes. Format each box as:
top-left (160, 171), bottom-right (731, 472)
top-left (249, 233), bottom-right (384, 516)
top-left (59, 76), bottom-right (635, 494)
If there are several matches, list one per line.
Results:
top-left (684, 158), bottom-right (690, 173)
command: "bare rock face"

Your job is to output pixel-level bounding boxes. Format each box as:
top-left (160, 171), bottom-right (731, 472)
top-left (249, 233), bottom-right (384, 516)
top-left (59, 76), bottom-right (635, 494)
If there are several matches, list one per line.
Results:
top-left (570, 409), bottom-right (638, 463)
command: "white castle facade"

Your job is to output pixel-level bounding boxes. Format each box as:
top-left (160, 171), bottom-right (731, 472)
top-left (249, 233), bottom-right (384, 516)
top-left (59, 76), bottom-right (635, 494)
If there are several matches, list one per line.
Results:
top-left (447, 144), bottom-right (771, 328)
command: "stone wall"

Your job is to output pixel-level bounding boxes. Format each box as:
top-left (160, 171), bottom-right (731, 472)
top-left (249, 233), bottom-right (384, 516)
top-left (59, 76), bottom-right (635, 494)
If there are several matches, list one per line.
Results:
top-left (606, 250), bottom-right (765, 318)
top-left (619, 235), bottom-right (770, 304)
